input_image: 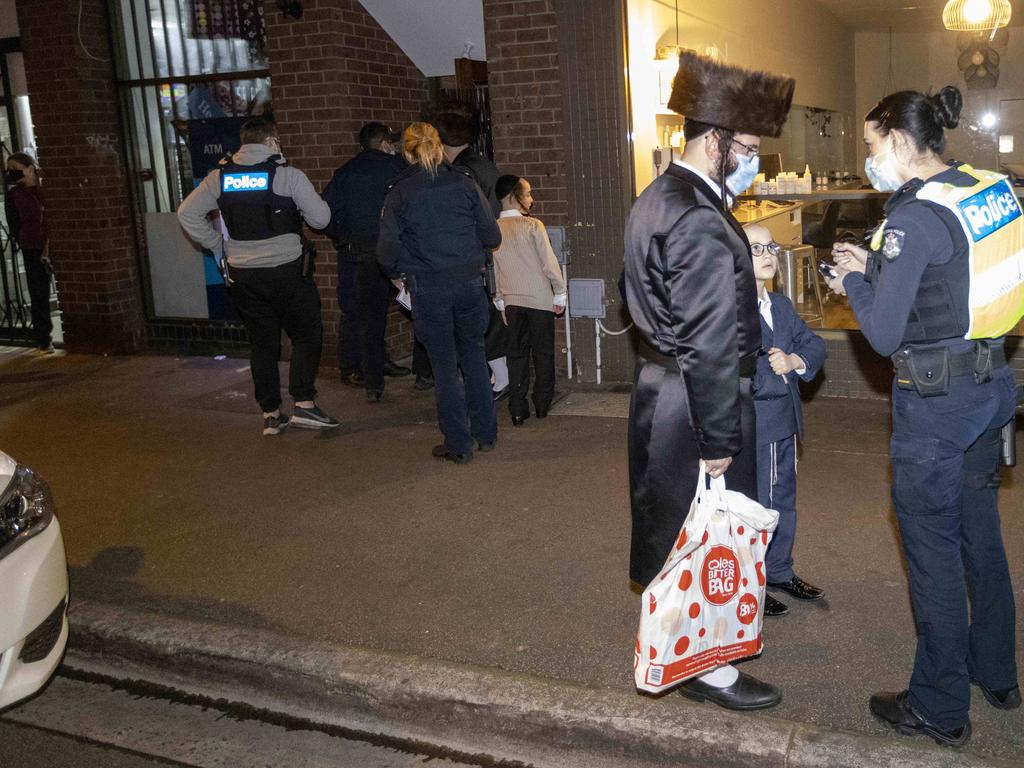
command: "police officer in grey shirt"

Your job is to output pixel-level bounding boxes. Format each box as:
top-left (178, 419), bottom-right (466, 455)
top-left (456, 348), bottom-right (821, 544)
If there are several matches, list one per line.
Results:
top-left (178, 116), bottom-right (339, 436)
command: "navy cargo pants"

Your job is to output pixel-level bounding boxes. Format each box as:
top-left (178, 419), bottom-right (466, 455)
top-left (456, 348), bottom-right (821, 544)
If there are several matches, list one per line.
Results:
top-left (889, 366), bottom-right (1017, 730)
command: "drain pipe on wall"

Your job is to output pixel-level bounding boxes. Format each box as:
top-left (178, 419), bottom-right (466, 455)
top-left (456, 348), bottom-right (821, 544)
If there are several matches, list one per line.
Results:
top-left (562, 263), bottom-right (573, 379)
top-left (594, 318), bottom-right (634, 385)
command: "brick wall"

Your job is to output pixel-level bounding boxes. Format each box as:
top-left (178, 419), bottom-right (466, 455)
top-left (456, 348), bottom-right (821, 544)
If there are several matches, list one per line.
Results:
top-left (482, 0), bottom-right (573, 375)
top-left (482, 0), bottom-right (568, 225)
top-left (16, 0), bottom-right (145, 353)
top-left (264, 0), bottom-right (428, 365)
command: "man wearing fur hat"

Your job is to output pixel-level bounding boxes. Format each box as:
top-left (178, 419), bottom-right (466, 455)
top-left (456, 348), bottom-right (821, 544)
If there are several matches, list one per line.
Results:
top-left (624, 51), bottom-right (795, 710)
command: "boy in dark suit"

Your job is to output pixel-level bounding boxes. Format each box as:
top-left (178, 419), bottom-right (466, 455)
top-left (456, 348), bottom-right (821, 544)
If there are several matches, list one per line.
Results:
top-left (745, 223), bottom-right (827, 617)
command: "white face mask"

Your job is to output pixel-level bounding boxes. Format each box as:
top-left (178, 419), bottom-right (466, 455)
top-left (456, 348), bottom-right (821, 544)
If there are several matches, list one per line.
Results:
top-left (864, 140), bottom-right (902, 192)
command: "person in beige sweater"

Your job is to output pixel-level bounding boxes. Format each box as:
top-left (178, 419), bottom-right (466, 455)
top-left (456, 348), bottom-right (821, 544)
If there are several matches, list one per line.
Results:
top-left (492, 175), bottom-right (567, 425)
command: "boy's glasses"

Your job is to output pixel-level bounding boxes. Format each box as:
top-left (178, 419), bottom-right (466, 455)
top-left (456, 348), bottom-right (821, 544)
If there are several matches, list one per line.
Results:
top-left (750, 242), bottom-right (781, 257)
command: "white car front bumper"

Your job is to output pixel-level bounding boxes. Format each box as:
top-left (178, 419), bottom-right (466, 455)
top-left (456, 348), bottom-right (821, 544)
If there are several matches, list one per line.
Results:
top-left (0, 514), bottom-right (69, 709)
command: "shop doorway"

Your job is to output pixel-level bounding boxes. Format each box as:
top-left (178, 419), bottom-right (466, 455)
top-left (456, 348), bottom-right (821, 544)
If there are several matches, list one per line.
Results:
top-left (0, 37), bottom-right (59, 347)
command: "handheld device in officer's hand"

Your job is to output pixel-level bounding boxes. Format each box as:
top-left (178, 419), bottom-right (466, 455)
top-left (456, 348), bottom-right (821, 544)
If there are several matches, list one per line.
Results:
top-left (818, 262), bottom-right (839, 281)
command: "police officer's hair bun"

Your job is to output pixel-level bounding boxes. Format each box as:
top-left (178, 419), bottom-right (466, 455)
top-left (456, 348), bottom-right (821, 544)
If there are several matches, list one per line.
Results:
top-left (931, 86), bottom-right (963, 131)
top-left (403, 122), bottom-right (444, 178)
top-left (866, 88), bottom-right (961, 157)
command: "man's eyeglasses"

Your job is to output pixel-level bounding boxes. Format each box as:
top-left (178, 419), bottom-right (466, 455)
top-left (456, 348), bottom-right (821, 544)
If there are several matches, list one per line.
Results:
top-left (750, 242), bottom-right (781, 257)
top-left (731, 138), bottom-right (760, 158)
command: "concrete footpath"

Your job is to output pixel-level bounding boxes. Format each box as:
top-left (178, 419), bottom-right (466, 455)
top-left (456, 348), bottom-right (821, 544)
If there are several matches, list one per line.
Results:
top-left (1, 348), bottom-right (1022, 766)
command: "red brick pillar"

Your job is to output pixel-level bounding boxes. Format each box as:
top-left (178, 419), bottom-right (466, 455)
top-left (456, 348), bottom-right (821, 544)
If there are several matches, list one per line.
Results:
top-left (263, 0), bottom-right (428, 366)
top-left (16, 0), bottom-right (146, 353)
top-left (483, 0), bottom-right (572, 374)
top-left (482, 0), bottom-right (568, 225)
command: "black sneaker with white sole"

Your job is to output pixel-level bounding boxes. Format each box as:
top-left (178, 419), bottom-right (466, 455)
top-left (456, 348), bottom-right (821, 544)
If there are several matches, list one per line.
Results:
top-left (291, 405), bottom-right (340, 429)
top-left (262, 414), bottom-right (290, 436)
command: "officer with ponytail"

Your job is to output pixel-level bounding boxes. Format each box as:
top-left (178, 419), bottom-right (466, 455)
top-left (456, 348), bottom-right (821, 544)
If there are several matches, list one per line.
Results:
top-left (828, 86), bottom-right (1022, 746)
top-left (377, 123), bottom-right (501, 464)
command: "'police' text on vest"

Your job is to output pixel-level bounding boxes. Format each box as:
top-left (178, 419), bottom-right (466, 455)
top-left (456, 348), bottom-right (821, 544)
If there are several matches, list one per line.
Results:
top-left (222, 172), bottom-right (270, 192)
top-left (957, 180), bottom-right (1021, 242)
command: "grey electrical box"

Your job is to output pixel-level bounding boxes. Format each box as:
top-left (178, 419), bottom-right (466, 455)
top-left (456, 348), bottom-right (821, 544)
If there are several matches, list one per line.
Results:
top-left (568, 278), bottom-right (606, 318)
top-left (546, 225), bottom-right (570, 265)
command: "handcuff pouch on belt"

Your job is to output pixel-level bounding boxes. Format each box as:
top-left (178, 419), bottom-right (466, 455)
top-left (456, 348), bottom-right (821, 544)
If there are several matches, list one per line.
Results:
top-left (893, 346), bottom-right (950, 397)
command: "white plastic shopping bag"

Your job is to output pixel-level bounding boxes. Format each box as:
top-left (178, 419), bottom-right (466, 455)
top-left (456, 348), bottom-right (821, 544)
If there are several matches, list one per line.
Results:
top-left (634, 466), bottom-right (779, 693)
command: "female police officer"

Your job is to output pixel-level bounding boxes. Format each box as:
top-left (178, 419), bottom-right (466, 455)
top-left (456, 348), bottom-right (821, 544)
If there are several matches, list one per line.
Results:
top-left (377, 123), bottom-right (501, 463)
top-left (828, 86), bottom-right (1022, 746)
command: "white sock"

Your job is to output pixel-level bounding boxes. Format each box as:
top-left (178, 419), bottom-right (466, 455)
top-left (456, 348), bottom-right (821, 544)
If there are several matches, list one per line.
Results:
top-left (697, 664), bottom-right (739, 688)
top-left (489, 357), bottom-right (509, 391)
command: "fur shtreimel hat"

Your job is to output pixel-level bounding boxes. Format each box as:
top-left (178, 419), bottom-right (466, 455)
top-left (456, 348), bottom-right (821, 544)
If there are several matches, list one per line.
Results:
top-left (668, 51), bottom-right (795, 138)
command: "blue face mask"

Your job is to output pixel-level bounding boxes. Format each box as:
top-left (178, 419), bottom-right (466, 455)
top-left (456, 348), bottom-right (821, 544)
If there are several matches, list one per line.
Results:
top-left (864, 143), bottom-right (902, 192)
top-left (725, 153), bottom-right (760, 196)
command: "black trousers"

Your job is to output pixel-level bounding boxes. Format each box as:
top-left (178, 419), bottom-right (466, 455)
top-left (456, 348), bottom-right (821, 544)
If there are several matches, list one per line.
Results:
top-left (485, 301), bottom-right (507, 362)
top-left (230, 258), bottom-right (323, 413)
top-left (505, 305), bottom-right (555, 418)
top-left (628, 361), bottom-right (757, 587)
top-left (412, 336), bottom-right (433, 378)
top-left (22, 248), bottom-right (53, 347)
top-left (336, 247), bottom-right (391, 390)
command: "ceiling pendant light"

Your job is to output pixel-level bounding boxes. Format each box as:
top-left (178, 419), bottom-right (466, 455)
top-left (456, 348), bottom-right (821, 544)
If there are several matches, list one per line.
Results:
top-left (942, 0), bottom-right (1012, 32)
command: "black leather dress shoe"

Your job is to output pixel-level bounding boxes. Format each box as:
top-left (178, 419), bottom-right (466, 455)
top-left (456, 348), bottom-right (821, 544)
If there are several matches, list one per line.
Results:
top-left (431, 445), bottom-right (472, 464)
top-left (511, 413), bottom-right (529, 427)
top-left (677, 671), bottom-right (781, 711)
top-left (534, 409), bottom-right (548, 419)
top-left (972, 678), bottom-right (1022, 710)
top-left (870, 691), bottom-right (970, 747)
top-left (767, 575), bottom-right (824, 601)
top-left (383, 360), bottom-right (411, 377)
top-left (764, 593), bottom-right (789, 617)
top-left (492, 385), bottom-right (510, 402)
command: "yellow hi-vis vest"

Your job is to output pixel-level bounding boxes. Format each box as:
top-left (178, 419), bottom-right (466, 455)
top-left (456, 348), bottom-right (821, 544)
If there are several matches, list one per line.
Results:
top-left (909, 164), bottom-right (1024, 339)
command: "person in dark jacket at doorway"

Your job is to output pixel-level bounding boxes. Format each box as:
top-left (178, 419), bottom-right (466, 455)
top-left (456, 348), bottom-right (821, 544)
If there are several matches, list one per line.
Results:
top-left (323, 123), bottom-right (411, 402)
top-left (377, 122), bottom-right (501, 464)
top-left (5, 152), bottom-right (54, 353)
top-left (433, 109), bottom-right (509, 401)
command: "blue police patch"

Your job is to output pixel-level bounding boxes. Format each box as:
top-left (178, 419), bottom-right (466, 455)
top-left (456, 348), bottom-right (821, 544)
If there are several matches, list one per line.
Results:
top-left (882, 228), bottom-right (905, 261)
top-left (222, 172), bottom-right (269, 192)
top-left (957, 179), bottom-right (1021, 242)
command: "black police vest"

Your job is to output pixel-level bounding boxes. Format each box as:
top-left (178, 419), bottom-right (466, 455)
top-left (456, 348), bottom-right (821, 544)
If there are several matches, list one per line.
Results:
top-left (216, 158), bottom-right (302, 241)
top-left (873, 201), bottom-right (970, 345)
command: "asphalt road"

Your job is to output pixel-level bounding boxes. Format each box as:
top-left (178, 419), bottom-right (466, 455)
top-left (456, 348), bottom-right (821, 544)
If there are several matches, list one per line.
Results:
top-left (1, 349), bottom-right (1022, 762)
top-left (0, 675), bottom-right (484, 768)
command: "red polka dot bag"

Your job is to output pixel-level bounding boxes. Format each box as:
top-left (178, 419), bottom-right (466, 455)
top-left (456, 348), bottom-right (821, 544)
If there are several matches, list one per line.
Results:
top-left (634, 466), bottom-right (779, 693)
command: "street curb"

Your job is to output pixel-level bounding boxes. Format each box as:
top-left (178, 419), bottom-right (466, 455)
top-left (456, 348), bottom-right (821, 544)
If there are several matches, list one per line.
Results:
top-left (66, 599), bottom-right (1018, 768)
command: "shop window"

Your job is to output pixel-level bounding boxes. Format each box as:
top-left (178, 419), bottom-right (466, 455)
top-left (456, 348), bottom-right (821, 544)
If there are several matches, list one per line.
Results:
top-left (110, 0), bottom-right (271, 322)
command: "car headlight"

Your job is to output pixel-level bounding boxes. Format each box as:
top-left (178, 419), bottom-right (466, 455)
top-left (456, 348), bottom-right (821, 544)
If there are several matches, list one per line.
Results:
top-left (0, 465), bottom-right (55, 557)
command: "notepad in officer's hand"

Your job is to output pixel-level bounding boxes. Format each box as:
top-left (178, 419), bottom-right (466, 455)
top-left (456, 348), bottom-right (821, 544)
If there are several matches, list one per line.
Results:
top-left (396, 288), bottom-right (411, 311)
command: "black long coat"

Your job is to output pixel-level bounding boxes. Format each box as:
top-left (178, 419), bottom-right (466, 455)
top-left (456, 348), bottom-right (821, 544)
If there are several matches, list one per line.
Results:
top-left (623, 163), bottom-right (761, 587)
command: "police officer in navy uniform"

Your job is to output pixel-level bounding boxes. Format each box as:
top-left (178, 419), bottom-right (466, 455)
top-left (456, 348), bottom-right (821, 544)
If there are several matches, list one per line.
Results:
top-left (323, 123), bottom-right (410, 402)
top-left (624, 51), bottom-right (794, 711)
top-left (828, 86), bottom-right (1021, 747)
top-left (178, 116), bottom-right (339, 436)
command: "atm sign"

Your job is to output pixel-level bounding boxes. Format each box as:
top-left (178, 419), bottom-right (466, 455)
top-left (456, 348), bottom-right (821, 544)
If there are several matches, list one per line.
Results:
top-left (222, 172), bottom-right (269, 192)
